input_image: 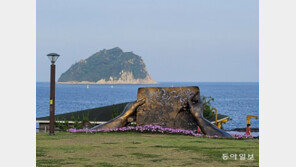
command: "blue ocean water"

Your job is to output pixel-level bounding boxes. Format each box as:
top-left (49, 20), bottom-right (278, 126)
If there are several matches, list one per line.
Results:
top-left (36, 82), bottom-right (259, 129)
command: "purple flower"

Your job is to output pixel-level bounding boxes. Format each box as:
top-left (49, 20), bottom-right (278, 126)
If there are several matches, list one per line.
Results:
top-left (67, 125), bottom-right (247, 138)
top-left (230, 132), bottom-right (254, 139)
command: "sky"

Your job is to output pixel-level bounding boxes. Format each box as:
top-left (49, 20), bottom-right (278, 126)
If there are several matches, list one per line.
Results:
top-left (37, 0), bottom-right (258, 82)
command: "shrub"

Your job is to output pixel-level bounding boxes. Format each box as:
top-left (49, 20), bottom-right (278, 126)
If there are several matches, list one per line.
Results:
top-left (74, 115), bottom-right (83, 129)
top-left (82, 112), bottom-right (90, 123)
top-left (111, 105), bottom-right (121, 119)
top-left (202, 96), bottom-right (215, 120)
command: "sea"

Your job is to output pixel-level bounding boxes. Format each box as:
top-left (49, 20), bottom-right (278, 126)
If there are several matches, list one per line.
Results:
top-left (36, 82), bottom-right (259, 130)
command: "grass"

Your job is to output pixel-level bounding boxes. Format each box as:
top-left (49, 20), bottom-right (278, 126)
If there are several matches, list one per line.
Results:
top-left (36, 132), bottom-right (259, 167)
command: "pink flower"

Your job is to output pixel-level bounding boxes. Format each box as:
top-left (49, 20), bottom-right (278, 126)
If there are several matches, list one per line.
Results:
top-left (67, 125), bottom-right (247, 138)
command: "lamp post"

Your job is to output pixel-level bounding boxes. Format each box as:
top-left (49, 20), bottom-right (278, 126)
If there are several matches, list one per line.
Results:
top-left (47, 53), bottom-right (60, 135)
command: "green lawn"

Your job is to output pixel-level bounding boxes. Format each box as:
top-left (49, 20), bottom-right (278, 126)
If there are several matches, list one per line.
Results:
top-left (36, 132), bottom-right (259, 167)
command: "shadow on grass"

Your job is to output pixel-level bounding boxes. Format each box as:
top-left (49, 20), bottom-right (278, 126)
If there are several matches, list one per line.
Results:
top-left (96, 162), bottom-right (114, 167)
top-left (150, 145), bottom-right (175, 148)
top-left (131, 153), bottom-right (160, 158)
top-left (102, 142), bottom-right (118, 144)
top-left (36, 159), bottom-right (75, 166)
top-left (112, 154), bottom-right (125, 157)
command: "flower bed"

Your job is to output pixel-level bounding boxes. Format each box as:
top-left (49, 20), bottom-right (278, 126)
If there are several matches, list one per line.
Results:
top-left (230, 133), bottom-right (253, 139)
top-left (68, 124), bottom-right (253, 139)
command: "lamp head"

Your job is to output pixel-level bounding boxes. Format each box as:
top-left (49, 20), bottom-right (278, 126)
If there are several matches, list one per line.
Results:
top-left (47, 53), bottom-right (60, 64)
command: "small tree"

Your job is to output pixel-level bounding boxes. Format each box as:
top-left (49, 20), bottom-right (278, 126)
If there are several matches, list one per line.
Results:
top-left (71, 114), bottom-right (75, 122)
top-left (111, 105), bottom-right (120, 119)
top-left (54, 118), bottom-right (61, 130)
top-left (202, 96), bottom-right (215, 120)
top-left (74, 115), bottom-right (83, 129)
top-left (82, 112), bottom-right (90, 123)
top-left (63, 117), bottom-right (69, 130)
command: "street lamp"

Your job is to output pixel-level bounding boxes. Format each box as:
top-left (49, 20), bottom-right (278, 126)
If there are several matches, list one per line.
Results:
top-left (47, 53), bottom-right (60, 135)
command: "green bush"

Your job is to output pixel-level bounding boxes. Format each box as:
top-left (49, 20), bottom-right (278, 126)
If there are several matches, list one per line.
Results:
top-left (71, 114), bottom-right (75, 123)
top-left (73, 115), bottom-right (83, 129)
top-left (202, 96), bottom-right (215, 120)
top-left (63, 118), bottom-right (69, 130)
top-left (54, 117), bottom-right (70, 131)
top-left (111, 105), bottom-right (121, 119)
top-left (82, 112), bottom-right (90, 123)
top-left (54, 118), bottom-right (61, 129)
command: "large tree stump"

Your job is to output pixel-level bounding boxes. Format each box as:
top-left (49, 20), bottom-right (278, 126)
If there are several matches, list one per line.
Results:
top-left (136, 86), bottom-right (199, 130)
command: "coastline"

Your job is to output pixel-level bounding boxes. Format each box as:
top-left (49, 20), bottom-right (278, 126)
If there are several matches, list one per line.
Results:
top-left (58, 72), bottom-right (157, 85)
top-left (57, 81), bottom-right (157, 85)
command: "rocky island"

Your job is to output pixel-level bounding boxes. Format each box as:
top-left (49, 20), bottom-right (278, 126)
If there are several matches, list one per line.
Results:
top-left (57, 47), bottom-right (156, 84)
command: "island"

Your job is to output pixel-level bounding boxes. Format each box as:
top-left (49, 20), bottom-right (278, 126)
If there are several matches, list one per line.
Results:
top-left (57, 47), bottom-right (156, 84)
